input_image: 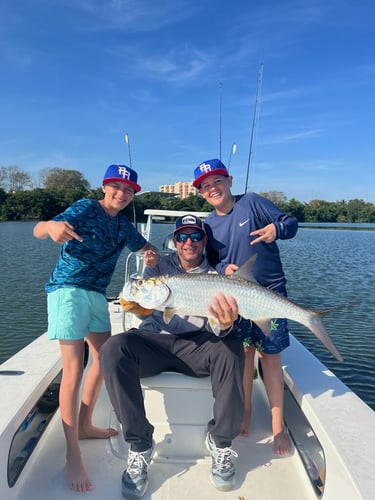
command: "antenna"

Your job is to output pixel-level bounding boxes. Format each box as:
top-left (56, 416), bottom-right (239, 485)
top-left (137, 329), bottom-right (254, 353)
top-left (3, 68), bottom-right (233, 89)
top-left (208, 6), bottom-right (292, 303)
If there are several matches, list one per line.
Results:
top-left (124, 133), bottom-right (136, 225)
top-left (245, 64), bottom-right (263, 193)
top-left (219, 82), bottom-right (223, 160)
top-left (124, 133), bottom-right (133, 168)
top-left (227, 143), bottom-right (237, 171)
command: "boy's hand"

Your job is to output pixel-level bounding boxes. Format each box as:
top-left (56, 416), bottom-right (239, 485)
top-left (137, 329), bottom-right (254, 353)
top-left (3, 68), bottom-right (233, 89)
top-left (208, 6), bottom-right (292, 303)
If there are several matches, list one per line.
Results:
top-left (250, 223), bottom-right (276, 245)
top-left (48, 221), bottom-right (83, 243)
top-left (143, 249), bottom-right (160, 268)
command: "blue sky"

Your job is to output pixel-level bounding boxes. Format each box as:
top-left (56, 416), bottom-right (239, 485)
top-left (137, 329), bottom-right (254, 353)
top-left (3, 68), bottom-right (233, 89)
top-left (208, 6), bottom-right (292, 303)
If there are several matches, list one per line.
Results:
top-left (1, 0), bottom-right (374, 202)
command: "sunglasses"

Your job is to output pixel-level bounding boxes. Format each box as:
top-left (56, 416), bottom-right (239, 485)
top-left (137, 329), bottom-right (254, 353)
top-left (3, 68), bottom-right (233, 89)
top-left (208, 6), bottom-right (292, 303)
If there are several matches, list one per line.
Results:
top-left (174, 231), bottom-right (205, 243)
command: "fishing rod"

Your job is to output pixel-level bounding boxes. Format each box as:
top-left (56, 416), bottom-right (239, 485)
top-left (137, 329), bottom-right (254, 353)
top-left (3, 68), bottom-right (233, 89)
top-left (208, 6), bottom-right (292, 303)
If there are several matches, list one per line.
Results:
top-left (245, 63), bottom-right (263, 193)
top-left (124, 132), bottom-right (137, 226)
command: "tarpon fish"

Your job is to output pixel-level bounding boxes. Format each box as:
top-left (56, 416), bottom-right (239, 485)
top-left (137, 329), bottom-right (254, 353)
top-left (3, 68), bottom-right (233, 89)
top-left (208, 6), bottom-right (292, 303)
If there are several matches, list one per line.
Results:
top-left (122, 257), bottom-right (344, 362)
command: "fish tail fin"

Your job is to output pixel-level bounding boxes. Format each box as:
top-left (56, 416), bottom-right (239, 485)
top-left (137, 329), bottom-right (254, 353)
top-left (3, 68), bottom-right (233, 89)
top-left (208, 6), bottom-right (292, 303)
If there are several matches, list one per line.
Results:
top-left (307, 310), bottom-right (344, 362)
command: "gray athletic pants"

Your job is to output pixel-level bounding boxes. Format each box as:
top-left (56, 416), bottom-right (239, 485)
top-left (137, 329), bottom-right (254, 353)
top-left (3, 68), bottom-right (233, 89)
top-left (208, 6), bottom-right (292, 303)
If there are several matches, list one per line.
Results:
top-left (100, 329), bottom-right (245, 451)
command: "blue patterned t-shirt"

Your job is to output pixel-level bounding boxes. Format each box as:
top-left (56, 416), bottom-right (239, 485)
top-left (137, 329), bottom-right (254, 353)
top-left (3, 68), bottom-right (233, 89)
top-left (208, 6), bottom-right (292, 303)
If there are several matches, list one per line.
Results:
top-left (46, 199), bottom-right (147, 294)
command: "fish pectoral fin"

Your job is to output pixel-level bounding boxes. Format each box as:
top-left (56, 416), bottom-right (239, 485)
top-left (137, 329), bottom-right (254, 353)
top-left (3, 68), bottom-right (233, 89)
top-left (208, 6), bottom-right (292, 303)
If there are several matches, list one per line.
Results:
top-left (163, 308), bottom-right (177, 324)
top-left (208, 317), bottom-right (222, 336)
top-left (252, 318), bottom-right (272, 336)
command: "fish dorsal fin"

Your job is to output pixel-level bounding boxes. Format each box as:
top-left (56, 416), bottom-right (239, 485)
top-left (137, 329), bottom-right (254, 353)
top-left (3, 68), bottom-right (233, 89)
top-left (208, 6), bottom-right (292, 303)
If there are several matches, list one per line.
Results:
top-left (232, 254), bottom-right (258, 282)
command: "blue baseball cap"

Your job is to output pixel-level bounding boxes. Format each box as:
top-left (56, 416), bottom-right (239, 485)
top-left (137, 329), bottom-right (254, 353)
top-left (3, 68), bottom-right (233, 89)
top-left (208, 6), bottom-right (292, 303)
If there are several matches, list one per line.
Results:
top-left (173, 214), bottom-right (206, 234)
top-left (193, 159), bottom-right (229, 188)
top-left (103, 164), bottom-right (141, 192)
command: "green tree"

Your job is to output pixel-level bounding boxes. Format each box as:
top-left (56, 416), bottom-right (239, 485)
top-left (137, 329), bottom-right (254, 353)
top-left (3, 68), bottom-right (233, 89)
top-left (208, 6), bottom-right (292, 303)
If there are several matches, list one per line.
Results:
top-left (287, 198), bottom-right (306, 221)
top-left (335, 200), bottom-right (348, 222)
top-left (1, 191), bottom-right (38, 220)
top-left (346, 199), bottom-right (370, 223)
top-left (259, 191), bottom-right (288, 208)
top-left (40, 187), bottom-right (88, 218)
top-left (87, 188), bottom-right (104, 201)
top-left (41, 168), bottom-right (90, 190)
top-left (1, 182), bottom-right (375, 223)
top-left (0, 165), bottom-right (33, 191)
top-left (0, 188), bottom-right (6, 205)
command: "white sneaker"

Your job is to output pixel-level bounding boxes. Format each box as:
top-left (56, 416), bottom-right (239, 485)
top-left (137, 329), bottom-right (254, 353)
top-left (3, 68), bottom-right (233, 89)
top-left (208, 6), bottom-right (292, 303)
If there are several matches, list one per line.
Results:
top-left (205, 432), bottom-right (237, 491)
top-left (121, 441), bottom-right (155, 498)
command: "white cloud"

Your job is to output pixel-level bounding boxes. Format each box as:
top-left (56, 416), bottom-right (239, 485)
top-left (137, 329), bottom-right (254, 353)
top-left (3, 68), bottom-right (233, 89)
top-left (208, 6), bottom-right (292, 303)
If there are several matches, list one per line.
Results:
top-left (66, 0), bottom-right (197, 32)
top-left (262, 129), bottom-right (323, 145)
top-left (136, 47), bottom-right (210, 82)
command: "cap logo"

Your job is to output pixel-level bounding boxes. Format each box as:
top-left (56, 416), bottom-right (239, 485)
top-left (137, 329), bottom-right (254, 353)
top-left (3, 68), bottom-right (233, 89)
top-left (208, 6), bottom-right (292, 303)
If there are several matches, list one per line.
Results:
top-left (118, 166), bottom-right (131, 180)
top-left (181, 215), bottom-right (197, 225)
top-left (198, 162), bottom-right (213, 174)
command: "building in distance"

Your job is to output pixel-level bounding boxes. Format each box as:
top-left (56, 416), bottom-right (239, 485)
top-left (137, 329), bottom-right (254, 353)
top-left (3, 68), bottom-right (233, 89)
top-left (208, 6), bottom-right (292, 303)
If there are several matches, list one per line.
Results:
top-left (159, 181), bottom-right (197, 199)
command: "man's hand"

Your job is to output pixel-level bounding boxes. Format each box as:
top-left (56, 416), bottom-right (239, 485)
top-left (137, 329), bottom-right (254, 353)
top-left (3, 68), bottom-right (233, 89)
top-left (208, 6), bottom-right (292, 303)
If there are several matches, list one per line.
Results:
top-left (208, 293), bottom-right (239, 331)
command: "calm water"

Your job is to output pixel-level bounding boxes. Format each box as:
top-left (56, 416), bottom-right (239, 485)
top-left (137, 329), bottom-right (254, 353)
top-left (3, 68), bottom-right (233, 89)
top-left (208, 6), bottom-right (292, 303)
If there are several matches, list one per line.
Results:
top-left (1, 221), bottom-right (374, 411)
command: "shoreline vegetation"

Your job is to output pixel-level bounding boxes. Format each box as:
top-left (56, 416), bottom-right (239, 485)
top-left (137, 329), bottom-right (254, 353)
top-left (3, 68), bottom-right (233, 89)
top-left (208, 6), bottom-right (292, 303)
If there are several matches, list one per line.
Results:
top-left (1, 187), bottom-right (375, 224)
top-left (1, 167), bottom-right (374, 223)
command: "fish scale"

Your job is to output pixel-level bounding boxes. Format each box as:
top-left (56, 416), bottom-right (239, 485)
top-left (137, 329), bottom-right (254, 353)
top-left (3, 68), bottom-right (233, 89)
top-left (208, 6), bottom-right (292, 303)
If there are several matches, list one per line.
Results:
top-left (164, 274), bottom-right (297, 319)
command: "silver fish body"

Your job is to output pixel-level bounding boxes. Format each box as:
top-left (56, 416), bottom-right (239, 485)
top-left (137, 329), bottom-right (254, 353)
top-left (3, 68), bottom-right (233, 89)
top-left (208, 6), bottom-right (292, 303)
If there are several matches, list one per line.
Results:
top-left (122, 271), bottom-right (343, 362)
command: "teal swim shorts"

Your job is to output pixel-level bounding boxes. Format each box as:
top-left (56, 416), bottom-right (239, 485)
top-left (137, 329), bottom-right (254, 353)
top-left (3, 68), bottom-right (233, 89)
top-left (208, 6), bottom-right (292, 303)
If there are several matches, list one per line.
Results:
top-left (47, 287), bottom-right (111, 340)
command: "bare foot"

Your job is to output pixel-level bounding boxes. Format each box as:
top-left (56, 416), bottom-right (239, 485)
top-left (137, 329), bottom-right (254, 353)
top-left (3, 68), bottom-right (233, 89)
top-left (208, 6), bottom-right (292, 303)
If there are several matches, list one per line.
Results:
top-left (79, 425), bottom-right (118, 440)
top-left (65, 450), bottom-right (94, 493)
top-left (240, 411), bottom-right (251, 437)
top-left (273, 429), bottom-right (292, 455)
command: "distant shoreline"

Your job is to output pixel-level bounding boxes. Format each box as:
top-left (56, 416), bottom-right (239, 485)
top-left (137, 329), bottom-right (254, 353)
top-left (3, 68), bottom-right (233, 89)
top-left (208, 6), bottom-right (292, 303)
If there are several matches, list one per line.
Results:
top-left (299, 222), bottom-right (375, 230)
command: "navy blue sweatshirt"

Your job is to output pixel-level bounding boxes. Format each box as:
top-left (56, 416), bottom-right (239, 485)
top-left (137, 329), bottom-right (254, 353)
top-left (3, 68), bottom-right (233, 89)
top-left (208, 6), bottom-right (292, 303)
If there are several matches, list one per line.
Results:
top-left (205, 193), bottom-right (298, 290)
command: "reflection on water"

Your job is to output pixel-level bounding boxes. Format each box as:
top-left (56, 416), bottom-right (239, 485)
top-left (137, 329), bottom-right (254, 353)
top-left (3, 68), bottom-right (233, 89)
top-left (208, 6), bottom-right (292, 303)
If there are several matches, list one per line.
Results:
top-left (0, 222), bottom-right (374, 410)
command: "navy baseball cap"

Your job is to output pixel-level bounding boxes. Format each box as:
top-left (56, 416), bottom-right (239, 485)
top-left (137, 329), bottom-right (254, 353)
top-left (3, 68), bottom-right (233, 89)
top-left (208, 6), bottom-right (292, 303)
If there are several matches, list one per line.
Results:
top-left (193, 159), bottom-right (229, 188)
top-left (103, 164), bottom-right (141, 192)
top-left (173, 214), bottom-right (206, 234)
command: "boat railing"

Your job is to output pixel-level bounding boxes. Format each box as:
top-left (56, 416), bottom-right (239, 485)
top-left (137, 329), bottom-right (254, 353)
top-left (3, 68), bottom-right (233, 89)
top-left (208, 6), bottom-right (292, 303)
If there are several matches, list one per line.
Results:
top-left (121, 250), bottom-right (174, 331)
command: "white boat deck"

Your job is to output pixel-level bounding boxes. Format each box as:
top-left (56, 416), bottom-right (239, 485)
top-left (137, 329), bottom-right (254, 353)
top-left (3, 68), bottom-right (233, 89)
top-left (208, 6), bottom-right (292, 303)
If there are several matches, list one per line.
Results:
top-left (10, 371), bottom-right (315, 500)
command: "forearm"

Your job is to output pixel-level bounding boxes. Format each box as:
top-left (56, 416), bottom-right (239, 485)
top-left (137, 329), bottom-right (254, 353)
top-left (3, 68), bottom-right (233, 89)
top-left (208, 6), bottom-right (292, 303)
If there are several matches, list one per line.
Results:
top-left (33, 220), bottom-right (82, 244)
top-left (33, 221), bottom-right (51, 239)
top-left (274, 215), bottom-right (298, 240)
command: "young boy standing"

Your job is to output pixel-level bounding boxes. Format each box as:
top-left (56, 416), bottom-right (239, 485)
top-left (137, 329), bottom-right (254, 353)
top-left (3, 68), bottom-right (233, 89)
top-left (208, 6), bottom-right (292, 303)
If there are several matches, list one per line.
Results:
top-left (34, 164), bottom-right (157, 492)
top-left (192, 159), bottom-right (298, 455)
